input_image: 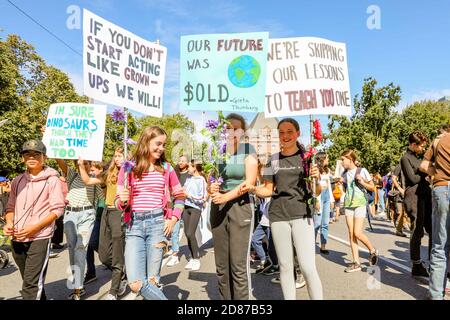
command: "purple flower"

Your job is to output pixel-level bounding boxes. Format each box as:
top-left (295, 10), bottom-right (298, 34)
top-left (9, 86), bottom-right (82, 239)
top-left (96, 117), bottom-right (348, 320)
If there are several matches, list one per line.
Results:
top-left (220, 142), bottom-right (227, 154)
top-left (123, 160), bottom-right (135, 172)
top-left (126, 138), bottom-right (137, 145)
top-left (111, 108), bottom-right (126, 122)
top-left (205, 120), bottom-right (219, 131)
top-left (209, 176), bottom-right (224, 184)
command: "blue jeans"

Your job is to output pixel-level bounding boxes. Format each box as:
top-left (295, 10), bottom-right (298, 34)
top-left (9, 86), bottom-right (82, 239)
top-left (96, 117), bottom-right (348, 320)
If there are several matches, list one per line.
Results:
top-left (377, 189), bottom-right (386, 212)
top-left (124, 209), bottom-right (168, 300)
top-left (429, 183), bottom-right (450, 300)
top-left (314, 188), bottom-right (331, 245)
top-left (170, 219), bottom-right (183, 253)
top-left (251, 224), bottom-right (270, 262)
top-left (64, 208), bottom-right (96, 290)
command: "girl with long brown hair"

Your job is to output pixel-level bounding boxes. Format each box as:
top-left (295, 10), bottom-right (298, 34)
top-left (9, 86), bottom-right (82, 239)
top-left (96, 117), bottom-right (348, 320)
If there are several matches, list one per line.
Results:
top-left (116, 126), bottom-right (185, 300)
top-left (241, 118), bottom-right (323, 300)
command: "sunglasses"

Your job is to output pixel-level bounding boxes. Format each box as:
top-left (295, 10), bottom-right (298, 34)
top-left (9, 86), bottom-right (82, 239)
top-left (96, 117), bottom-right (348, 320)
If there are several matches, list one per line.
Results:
top-left (23, 151), bottom-right (43, 158)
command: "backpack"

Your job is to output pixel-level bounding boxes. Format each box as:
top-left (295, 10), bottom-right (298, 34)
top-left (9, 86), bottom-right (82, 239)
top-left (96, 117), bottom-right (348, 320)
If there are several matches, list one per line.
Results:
top-left (343, 167), bottom-right (374, 231)
top-left (332, 184), bottom-right (342, 201)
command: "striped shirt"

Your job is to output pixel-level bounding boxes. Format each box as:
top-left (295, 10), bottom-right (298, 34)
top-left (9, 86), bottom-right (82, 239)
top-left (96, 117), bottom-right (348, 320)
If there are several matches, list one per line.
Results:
top-left (132, 171), bottom-right (165, 212)
top-left (66, 167), bottom-right (104, 207)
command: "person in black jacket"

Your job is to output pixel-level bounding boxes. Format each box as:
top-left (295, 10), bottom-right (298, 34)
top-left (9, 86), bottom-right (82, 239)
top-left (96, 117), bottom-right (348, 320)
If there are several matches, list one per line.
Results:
top-left (400, 131), bottom-right (432, 280)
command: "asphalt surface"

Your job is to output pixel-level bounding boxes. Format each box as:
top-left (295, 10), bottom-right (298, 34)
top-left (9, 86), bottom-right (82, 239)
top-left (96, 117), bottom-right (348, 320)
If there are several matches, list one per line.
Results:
top-left (0, 213), bottom-right (433, 300)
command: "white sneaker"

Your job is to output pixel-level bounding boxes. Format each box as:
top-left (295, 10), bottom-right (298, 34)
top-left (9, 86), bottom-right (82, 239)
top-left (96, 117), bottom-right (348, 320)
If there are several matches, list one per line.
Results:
top-left (166, 255), bottom-right (179, 267)
top-left (104, 293), bottom-right (117, 300)
top-left (296, 274), bottom-right (306, 289)
top-left (190, 259), bottom-right (201, 271)
top-left (163, 249), bottom-right (173, 258)
top-left (185, 259), bottom-right (194, 270)
top-left (118, 279), bottom-right (128, 297)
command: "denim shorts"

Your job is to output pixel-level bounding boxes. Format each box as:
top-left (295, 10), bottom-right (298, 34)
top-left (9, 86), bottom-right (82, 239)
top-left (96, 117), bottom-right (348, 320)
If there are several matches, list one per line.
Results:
top-left (344, 206), bottom-right (367, 218)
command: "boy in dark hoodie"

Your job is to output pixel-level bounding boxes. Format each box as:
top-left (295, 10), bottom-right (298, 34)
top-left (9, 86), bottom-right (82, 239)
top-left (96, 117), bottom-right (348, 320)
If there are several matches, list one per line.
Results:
top-left (2, 140), bottom-right (65, 300)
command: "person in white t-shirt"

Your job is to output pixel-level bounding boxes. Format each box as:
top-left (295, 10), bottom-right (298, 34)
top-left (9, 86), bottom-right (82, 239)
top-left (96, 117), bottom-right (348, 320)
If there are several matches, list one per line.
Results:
top-left (313, 152), bottom-right (334, 255)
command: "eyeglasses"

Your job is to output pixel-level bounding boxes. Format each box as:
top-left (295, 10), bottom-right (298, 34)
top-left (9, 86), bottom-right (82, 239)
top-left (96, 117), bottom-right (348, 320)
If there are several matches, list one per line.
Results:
top-left (23, 151), bottom-right (43, 158)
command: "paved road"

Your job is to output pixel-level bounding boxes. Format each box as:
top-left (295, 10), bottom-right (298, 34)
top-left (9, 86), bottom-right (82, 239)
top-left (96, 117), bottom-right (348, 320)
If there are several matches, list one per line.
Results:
top-left (0, 215), bottom-right (433, 300)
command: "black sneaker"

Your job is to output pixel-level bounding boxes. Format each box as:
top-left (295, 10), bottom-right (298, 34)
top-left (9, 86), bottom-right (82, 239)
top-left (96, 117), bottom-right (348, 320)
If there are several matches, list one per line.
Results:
top-left (395, 231), bottom-right (407, 238)
top-left (84, 273), bottom-right (97, 285)
top-left (369, 249), bottom-right (379, 266)
top-left (412, 262), bottom-right (429, 279)
top-left (255, 260), bottom-right (272, 274)
top-left (52, 243), bottom-right (64, 250)
top-left (262, 265), bottom-right (280, 276)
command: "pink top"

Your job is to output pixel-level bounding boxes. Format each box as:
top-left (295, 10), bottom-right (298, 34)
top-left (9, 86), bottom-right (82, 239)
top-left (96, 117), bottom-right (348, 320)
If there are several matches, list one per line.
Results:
top-left (131, 171), bottom-right (165, 212)
top-left (6, 167), bottom-right (65, 242)
top-left (116, 162), bottom-right (185, 221)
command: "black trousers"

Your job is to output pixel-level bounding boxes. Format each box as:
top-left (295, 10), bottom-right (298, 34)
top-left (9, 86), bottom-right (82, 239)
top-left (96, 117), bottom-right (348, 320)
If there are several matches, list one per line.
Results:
top-left (210, 194), bottom-right (254, 300)
top-left (86, 216), bottom-right (101, 276)
top-left (404, 185), bottom-right (432, 263)
top-left (12, 238), bottom-right (51, 300)
top-left (98, 207), bottom-right (125, 296)
top-left (51, 215), bottom-right (64, 245)
top-left (182, 206), bottom-right (202, 259)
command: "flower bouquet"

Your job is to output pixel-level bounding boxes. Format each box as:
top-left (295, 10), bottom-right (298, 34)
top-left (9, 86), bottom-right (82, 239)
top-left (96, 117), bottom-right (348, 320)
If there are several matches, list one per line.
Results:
top-left (201, 111), bottom-right (231, 184)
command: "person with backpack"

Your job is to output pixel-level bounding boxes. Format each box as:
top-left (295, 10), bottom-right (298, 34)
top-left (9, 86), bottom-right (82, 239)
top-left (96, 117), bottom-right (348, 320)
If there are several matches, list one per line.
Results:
top-left (55, 158), bottom-right (105, 300)
top-left (3, 140), bottom-right (65, 300)
top-left (400, 131), bottom-right (432, 280)
top-left (241, 118), bottom-right (323, 300)
top-left (340, 149), bottom-right (379, 273)
top-left (116, 126), bottom-right (185, 300)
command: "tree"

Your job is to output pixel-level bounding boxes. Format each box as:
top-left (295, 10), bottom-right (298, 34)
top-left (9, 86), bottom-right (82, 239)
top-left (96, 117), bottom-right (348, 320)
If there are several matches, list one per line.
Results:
top-left (0, 35), bottom-right (87, 177)
top-left (327, 78), bottom-right (403, 174)
top-left (398, 100), bottom-right (450, 145)
top-left (134, 113), bottom-right (195, 164)
top-left (327, 78), bottom-right (450, 175)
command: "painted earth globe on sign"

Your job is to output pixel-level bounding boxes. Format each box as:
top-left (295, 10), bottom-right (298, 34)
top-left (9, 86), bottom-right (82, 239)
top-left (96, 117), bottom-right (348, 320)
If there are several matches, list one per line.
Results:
top-left (227, 55), bottom-right (261, 88)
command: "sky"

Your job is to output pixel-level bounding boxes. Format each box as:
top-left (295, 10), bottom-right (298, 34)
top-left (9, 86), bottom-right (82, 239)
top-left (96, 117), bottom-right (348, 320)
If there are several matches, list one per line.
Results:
top-left (1, 0), bottom-right (450, 145)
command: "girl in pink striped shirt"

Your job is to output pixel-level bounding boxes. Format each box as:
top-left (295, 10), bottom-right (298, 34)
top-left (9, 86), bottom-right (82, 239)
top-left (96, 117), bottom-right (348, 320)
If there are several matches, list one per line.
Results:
top-left (116, 126), bottom-right (185, 300)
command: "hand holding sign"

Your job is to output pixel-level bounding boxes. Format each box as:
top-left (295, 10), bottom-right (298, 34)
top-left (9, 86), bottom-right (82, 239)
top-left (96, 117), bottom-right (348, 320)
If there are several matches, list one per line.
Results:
top-left (42, 103), bottom-right (107, 161)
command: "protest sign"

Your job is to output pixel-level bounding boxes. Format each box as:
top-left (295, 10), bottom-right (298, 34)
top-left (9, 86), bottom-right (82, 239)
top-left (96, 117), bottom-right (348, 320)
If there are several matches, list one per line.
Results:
top-left (42, 103), bottom-right (107, 161)
top-left (265, 37), bottom-right (351, 118)
top-left (83, 9), bottom-right (167, 117)
top-left (180, 32), bottom-right (269, 112)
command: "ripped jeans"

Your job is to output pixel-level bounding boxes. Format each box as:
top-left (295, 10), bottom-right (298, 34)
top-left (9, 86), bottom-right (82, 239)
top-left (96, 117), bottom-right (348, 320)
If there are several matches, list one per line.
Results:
top-left (64, 208), bottom-right (96, 290)
top-left (124, 209), bottom-right (168, 300)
